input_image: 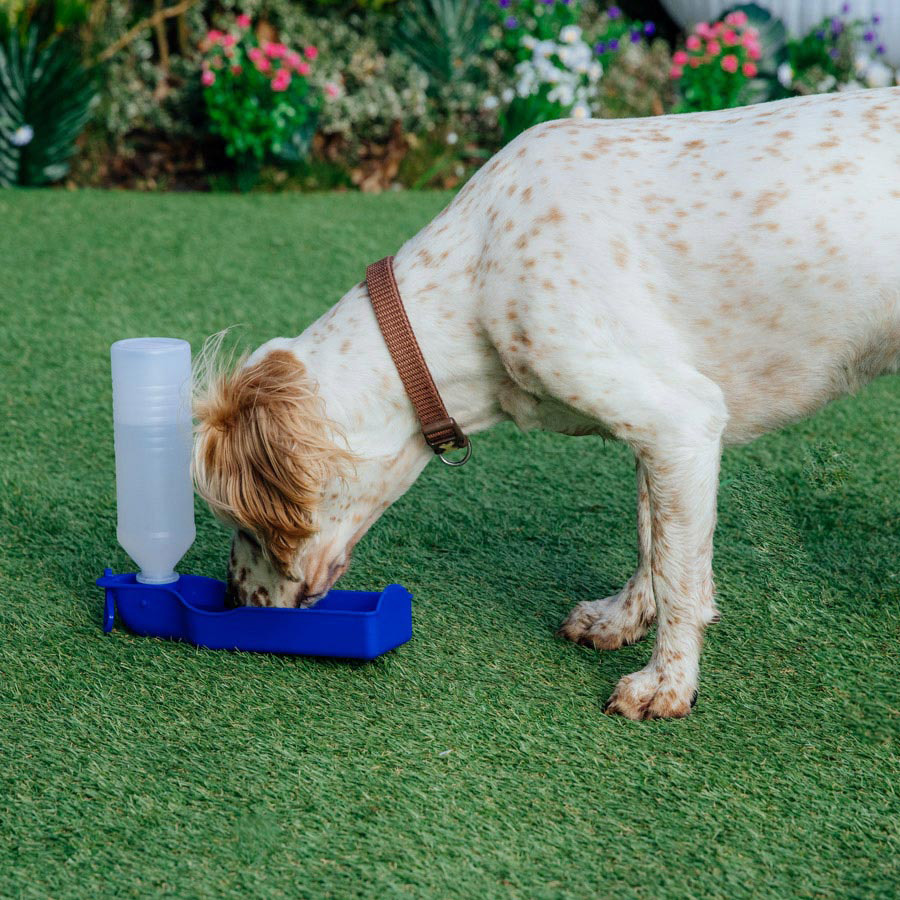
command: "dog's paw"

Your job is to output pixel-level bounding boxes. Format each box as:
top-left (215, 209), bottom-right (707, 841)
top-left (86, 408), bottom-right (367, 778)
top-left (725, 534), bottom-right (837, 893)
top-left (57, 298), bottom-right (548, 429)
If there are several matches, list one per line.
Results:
top-left (603, 665), bottom-right (697, 721)
top-left (558, 579), bottom-right (655, 650)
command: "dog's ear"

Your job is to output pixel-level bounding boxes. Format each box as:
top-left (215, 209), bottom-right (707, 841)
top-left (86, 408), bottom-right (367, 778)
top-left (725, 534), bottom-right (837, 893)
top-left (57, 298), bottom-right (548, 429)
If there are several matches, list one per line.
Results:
top-left (193, 346), bottom-right (353, 577)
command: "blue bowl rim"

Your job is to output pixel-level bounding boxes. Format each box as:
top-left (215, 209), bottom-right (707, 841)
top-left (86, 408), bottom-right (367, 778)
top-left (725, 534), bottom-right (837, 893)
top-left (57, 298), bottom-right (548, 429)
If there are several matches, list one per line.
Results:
top-left (96, 570), bottom-right (410, 619)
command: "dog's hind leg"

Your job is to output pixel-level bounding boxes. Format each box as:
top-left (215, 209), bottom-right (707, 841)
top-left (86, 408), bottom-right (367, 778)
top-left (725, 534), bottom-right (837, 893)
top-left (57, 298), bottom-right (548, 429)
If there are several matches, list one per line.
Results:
top-left (602, 374), bottom-right (726, 720)
top-left (540, 356), bottom-right (725, 719)
top-left (558, 457), bottom-right (656, 649)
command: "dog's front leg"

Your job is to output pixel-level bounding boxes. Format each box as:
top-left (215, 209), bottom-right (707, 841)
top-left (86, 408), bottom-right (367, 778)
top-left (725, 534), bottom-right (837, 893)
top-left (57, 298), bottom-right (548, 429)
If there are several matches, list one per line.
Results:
top-left (559, 458), bottom-right (656, 649)
top-left (604, 410), bottom-right (724, 720)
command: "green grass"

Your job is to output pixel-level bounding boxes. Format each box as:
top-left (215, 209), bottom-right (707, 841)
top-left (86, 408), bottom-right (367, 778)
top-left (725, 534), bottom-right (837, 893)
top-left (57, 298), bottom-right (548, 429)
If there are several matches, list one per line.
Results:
top-left (1, 190), bottom-right (898, 900)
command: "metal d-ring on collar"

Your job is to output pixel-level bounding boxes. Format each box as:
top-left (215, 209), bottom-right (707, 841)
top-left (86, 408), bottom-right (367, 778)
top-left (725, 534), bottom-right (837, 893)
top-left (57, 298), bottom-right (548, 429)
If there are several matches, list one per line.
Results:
top-left (366, 256), bottom-right (472, 468)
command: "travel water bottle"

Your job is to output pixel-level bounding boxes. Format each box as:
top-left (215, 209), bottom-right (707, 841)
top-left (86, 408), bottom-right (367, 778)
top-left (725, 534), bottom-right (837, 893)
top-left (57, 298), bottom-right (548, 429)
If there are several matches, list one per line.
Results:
top-left (111, 338), bottom-right (195, 584)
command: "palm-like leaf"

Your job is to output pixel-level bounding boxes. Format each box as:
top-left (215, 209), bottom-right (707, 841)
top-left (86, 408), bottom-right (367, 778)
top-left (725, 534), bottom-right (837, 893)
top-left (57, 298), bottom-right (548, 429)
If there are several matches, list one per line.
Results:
top-left (394, 0), bottom-right (490, 90)
top-left (0, 26), bottom-right (97, 187)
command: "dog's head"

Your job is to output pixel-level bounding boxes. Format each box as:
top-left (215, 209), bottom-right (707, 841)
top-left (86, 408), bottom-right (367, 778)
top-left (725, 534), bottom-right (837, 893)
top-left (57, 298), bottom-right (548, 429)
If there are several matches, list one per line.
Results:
top-left (193, 341), bottom-right (416, 608)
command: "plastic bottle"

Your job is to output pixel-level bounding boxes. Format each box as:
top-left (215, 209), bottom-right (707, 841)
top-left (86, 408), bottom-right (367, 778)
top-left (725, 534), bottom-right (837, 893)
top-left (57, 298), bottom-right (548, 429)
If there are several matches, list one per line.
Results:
top-left (110, 338), bottom-right (195, 584)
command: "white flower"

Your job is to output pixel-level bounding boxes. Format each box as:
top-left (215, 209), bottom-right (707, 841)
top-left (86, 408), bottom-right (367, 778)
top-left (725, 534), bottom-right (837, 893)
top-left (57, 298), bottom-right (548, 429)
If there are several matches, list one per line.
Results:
top-left (548, 83), bottom-right (575, 106)
top-left (482, 94), bottom-right (499, 111)
top-left (777, 63), bottom-right (794, 89)
top-left (838, 78), bottom-right (864, 92)
top-left (819, 74), bottom-right (838, 91)
top-left (570, 102), bottom-right (590, 119)
top-left (522, 35), bottom-right (536, 50)
top-left (501, 87), bottom-right (515, 103)
top-left (11, 124), bottom-right (33, 147)
top-left (588, 62), bottom-right (603, 82)
top-left (560, 25), bottom-right (582, 45)
top-left (854, 53), bottom-right (872, 77)
top-left (446, 131), bottom-right (458, 145)
top-left (865, 60), bottom-right (893, 88)
top-left (534, 40), bottom-right (556, 59)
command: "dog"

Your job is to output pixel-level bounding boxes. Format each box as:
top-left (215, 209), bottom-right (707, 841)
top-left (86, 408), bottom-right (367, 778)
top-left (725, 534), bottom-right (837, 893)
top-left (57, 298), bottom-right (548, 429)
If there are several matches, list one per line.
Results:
top-left (193, 87), bottom-right (900, 720)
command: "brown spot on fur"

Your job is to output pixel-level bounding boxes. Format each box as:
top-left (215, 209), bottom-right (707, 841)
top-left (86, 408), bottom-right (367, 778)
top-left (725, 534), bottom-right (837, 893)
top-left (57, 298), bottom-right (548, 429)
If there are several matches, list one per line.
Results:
top-left (753, 189), bottom-right (782, 216)
top-left (611, 237), bottom-right (629, 269)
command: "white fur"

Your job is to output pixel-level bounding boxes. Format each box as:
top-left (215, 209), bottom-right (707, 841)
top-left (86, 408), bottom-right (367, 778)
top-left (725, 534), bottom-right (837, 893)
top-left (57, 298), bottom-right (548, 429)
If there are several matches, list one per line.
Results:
top-left (226, 88), bottom-right (900, 719)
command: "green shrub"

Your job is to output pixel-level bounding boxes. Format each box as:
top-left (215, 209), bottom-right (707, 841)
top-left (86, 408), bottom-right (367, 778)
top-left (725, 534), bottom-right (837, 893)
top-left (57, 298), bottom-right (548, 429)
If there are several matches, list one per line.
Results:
top-left (0, 24), bottom-right (97, 186)
top-left (393, 0), bottom-right (490, 92)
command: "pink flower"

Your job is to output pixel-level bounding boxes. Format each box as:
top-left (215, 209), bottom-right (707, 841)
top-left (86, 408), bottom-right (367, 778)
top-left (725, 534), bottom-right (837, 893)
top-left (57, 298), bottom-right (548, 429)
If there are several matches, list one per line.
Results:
top-left (236, 13), bottom-right (251, 28)
top-left (285, 50), bottom-right (302, 69)
top-left (254, 55), bottom-right (272, 73)
top-left (721, 54), bottom-right (739, 73)
top-left (221, 34), bottom-right (236, 47)
top-left (689, 56), bottom-right (702, 68)
top-left (248, 47), bottom-right (264, 61)
top-left (725, 11), bottom-right (748, 27)
top-left (696, 22), bottom-right (712, 39)
top-left (686, 35), bottom-right (702, 51)
top-left (673, 50), bottom-right (689, 65)
top-left (231, 64), bottom-right (243, 75)
top-left (206, 29), bottom-right (224, 44)
top-left (304, 45), bottom-right (318, 60)
top-left (706, 40), bottom-right (721, 56)
top-left (271, 68), bottom-right (291, 91)
top-left (722, 29), bottom-right (739, 46)
top-left (324, 82), bottom-right (340, 98)
top-left (711, 22), bottom-right (724, 36)
top-left (669, 65), bottom-right (684, 79)
top-left (743, 61), bottom-right (758, 77)
top-left (201, 69), bottom-right (216, 86)
top-left (296, 60), bottom-right (310, 76)
top-left (746, 44), bottom-right (762, 60)
top-left (264, 42), bottom-right (287, 59)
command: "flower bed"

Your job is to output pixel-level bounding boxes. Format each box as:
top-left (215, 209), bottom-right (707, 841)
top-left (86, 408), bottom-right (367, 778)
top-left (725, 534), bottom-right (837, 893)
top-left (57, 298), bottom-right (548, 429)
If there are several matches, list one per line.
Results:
top-left (0, 1), bottom-right (896, 191)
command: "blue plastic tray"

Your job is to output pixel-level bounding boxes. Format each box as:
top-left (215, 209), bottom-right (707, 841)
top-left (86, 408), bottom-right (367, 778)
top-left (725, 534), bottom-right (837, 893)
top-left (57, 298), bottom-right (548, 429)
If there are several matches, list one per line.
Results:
top-left (96, 569), bottom-right (412, 659)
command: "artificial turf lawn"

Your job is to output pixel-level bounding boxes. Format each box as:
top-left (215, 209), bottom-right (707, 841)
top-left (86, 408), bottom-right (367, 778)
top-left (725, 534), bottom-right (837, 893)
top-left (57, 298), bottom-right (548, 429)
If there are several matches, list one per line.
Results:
top-left (1, 189), bottom-right (898, 900)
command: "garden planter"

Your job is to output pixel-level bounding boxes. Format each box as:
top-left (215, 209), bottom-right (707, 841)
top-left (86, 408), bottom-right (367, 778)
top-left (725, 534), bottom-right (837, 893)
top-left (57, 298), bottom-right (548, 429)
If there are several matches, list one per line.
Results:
top-left (659, 1), bottom-right (900, 65)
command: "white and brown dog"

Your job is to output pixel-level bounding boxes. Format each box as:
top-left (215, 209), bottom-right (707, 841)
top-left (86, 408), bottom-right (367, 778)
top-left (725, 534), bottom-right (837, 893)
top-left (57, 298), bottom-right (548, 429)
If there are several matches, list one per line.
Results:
top-left (194, 87), bottom-right (900, 720)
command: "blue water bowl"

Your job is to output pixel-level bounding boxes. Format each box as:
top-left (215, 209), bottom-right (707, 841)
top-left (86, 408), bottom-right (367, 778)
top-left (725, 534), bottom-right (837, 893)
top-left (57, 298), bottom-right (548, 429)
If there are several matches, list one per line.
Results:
top-left (96, 569), bottom-right (412, 659)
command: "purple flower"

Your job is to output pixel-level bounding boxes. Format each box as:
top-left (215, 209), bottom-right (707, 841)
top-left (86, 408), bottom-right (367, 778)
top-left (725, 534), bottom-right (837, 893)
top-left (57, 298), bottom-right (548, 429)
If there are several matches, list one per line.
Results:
top-left (829, 47), bottom-right (840, 59)
top-left (542, 0), bottom-right (553, 5)
top-left (873, 14), bottom-right (882, 25)
top-left (644, 22), bottom-right (656, 36)
top-left (498, 0), bottom-right (510, 7)
top-left (816, 30), bottom-right (826, 40)
top-left (841, 2), bottom-right (851, 13)
top-left (608, 5), bottom-right (621, 19)
top-left (504, 15), bottom-right (518, 28)
top-left (594, 41), bottom-right (607, 55)
top-left (608, 37), bottom-right (619, 50)
top-left (831, 18), bottom-right (844, 35)
top-left (629, 29), bottom-right (641, 43)
top-left (864, 30), bottom-right (875, 42)
top-left (877, 43), bottom-right (886, 54)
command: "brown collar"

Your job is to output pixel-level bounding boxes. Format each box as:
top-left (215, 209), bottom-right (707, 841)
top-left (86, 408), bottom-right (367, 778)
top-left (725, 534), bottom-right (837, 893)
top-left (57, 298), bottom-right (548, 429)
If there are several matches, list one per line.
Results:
top-left (366, 256), bottom-right (471, 465)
